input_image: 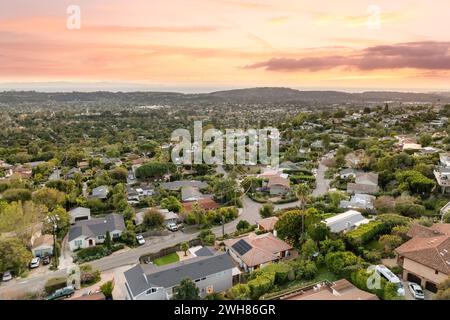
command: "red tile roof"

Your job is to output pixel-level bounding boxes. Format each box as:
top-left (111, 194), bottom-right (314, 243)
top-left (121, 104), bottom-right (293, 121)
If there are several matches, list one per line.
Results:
top-left (396, 223), bottom-right (450, 275)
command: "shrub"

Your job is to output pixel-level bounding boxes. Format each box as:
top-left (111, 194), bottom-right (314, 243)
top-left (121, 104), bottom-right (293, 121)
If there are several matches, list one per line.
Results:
top-left (345, 221), bottom-right (387, 247)
top-left (228, 284), bottom-right (250, 300)
top-left (44, 277), bottom-right (67, 294)
top-left (75, 246), bottom-right (108, 263)
top-left (247, 274), bottom-right (273, 299)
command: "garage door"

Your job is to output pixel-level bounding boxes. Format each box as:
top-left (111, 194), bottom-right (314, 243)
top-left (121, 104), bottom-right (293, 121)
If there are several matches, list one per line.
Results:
top-left (407, 273), bottom-right (422, 284)
top-left (425, 281), bottom-right (438, 293)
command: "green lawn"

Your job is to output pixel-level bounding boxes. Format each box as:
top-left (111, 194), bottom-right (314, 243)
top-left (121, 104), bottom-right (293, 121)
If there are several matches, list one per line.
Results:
top-left (153, 252), bottom-right (180, 266)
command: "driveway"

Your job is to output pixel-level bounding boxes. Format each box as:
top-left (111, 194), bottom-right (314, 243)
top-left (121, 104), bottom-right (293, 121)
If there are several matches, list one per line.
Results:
top-left (312, 162), bottom-right (331, 197)
top-left (403, 281), bottom-right (434, 300)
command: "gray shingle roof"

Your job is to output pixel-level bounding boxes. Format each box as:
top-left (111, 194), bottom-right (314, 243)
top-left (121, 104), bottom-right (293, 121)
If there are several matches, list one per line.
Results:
top-left (68, 213), bottom-right (125, 241)
top-left (124, 252), bottom-right (235, 298)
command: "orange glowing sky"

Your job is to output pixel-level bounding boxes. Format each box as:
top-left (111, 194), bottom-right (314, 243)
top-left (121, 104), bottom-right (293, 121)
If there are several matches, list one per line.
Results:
top-left (1, 0), bottom-right (450, 91)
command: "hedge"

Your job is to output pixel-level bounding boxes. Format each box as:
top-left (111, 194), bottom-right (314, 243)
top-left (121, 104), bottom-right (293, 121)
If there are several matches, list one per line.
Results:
top-left (45, 277), bottom-right (67, 294)
top-left (345, 221), bottom-right (387, 247)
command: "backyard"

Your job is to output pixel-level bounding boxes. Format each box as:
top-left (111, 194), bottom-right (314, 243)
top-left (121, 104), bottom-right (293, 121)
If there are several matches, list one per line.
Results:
top-left (152, 252), bottom-right (180, 266)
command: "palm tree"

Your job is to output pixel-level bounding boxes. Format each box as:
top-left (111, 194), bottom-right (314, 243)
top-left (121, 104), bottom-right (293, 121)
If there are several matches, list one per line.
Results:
top-left (296, 183), bottom-right (310, 210)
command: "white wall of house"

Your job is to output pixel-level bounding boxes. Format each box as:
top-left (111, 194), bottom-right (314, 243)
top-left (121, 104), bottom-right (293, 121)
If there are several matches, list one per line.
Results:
top-left (128, 269), bottom-right (233, 300)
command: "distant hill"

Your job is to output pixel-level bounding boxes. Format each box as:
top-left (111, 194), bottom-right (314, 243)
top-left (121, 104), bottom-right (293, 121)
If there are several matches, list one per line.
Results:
top-left (0, 87), bottom-right (448, 106)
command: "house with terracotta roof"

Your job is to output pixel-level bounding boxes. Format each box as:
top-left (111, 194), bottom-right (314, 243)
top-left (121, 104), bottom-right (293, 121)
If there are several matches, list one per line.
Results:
top-left (257, 216), bottom-right (279, 236)
top-left (224, 232), bottom-right (292, 272)
top-left (395, 223), bottom-right (450, 293)
top-left (181, 198), bottom-right (220, 213)
top-left (267, 175), bottom-right (290, 195)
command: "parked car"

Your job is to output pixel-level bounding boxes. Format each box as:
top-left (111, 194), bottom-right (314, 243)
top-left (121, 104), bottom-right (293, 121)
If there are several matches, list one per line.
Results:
top-left (29, 257), bottom-right (40, 269)
top-left (46, 286), bottom-right (75, 300)
top-left (42, 255), bottom-right (51, 265)
top-left (167, 222), bottom-right (178, 232)
top-left (408, 282), bottom-right (425, 300)
top-left (2, 271), bottom-right (12, 282)
top-left (136, 235), bottom-right (146, 245)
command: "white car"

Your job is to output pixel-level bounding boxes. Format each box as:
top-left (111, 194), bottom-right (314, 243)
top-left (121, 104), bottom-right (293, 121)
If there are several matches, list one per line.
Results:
top-left (30, 257), bottom-right (40, 269)
top-left (2, 271), bottom-right (12, 282)
top-left (136, 235), bottom-right (146, 245)
top-left (167, 223), bottom-right (178, 232)
top-left (408, 282), bottom-right (425, 300)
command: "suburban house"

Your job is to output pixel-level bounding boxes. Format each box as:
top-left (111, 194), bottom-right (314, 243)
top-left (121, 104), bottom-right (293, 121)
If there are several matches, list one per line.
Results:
top-left (339, 193), bottom-right (376, 211)
top-left (31, 234), bottom-right (54, 257)
top-left (395, 223), bottom-right (450, 293)
top-left (124, 251), bottom-right (236, 300)
top-left (324, 210), bottom-right (371, 233)
top-left (280, 279), bottom-right (378, 300)
top-left (69, 207), bottom-right (91, 224)
top-left (181, 198), bottom-right (220, 213)
top-left (440, 153), bottom-right (450, 167)
top-left (91, 185), bottom-right (109, 200)
top-left (279, 161), bottom-right (301, 172)
top-left (434, 167), bottom-right (450, 194)
top-left (347, 172), bottom-right (379, 195)
top-left (257, 216), bottom-right (279, 235)
top-left (65, 167), bottom-right (81, 179)
top-left (267, 175), bottom-right (291, 195)
top-left (68, 213), bottom-right (125, 251)
top-left (181, 186), bottom-right (206, 202)
top-left (127, 186), bottom-right (154, 203)
top-left (224, 232), bottom-right (292, 272)
top-left (135, 208), bottom-right (180, 226)
top-left (340, 168), bottom-right (361, 179)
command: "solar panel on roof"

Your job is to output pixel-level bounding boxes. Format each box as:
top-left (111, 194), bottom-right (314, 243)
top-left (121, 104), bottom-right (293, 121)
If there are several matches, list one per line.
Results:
top-left (232, 239), bottom-right (252, 255)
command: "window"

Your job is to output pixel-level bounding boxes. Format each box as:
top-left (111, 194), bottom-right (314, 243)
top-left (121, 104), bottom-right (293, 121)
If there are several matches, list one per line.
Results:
top-left (435, 270), bottom-right (439, 275)
top-left (146, 288), bottom-right (157, 294)
top-left (112, 233), bottom-right (120, 239)
top-left (97, 235), bottom-right (105, 240)
top-left (74, 240), bottom-right (82, 247)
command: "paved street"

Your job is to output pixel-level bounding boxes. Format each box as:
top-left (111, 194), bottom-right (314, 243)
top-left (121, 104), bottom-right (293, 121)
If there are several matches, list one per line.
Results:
top-left (312, 162), bottom-right (331, 197)
top-left (0, 194), bottom-right (265, 299)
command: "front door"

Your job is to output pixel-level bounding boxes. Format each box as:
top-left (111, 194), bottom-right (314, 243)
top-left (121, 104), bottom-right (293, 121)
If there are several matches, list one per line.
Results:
top-left (88, 239), bottom-right (94, 247)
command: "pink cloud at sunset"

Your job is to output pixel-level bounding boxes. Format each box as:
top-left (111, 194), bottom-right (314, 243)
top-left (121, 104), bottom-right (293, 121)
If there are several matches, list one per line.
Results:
top-left (0, 0), bottom-right (449, 90)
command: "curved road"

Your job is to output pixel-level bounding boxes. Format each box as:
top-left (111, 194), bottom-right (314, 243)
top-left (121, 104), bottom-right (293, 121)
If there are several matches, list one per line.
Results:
top-left (0, 188), bottom-right (303, 298)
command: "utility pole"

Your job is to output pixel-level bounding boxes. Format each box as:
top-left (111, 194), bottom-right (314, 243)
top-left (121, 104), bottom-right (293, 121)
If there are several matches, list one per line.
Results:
top-left (47, 214), bottom-right (60, 269)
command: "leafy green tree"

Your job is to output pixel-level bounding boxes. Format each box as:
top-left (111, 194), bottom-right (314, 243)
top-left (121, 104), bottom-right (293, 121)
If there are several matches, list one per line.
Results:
top-left (32, 187), bottom-right (66, 211)
top-left (0, 238), bottom-right (33, 275)
top-left (104, 230), bottom-right (112, 250)
top-left (308, 222), bottom-right (330, 242)
top-left (109, 167), bottom-right (128, 182)
top-left (161, 196), bottom-right (182, 213)
top-left (2, 188), bottom-right (32, 202)
top-left (236, 220), bottom-right (250, 231)
top-left (259, 203), bottom-right (274, 218)
top-left (325, 251), bottom-right (360, 275)
top-left (301, 238), bottom-right (318, 259)
top-left (319, 238), bottom-right (346, 254)
top-left (143, 209), bottom-right (164, 229)
top-left (173, 278), bottom-right (200, 300)
top-left (379, 234), bottom-right (403, 253)
top-left (135, 162), bottom-right (175, 179)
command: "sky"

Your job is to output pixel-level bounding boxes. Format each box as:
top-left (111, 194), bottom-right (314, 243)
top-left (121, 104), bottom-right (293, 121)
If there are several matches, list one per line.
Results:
top-left (0, 0), bottom-right (449, 92)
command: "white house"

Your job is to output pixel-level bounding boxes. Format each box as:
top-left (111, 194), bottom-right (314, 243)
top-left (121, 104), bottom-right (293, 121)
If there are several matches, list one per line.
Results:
top-left (324, 210), bottom-right (371, 233)
top-left (68, 213), bottom-right (125, 251)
